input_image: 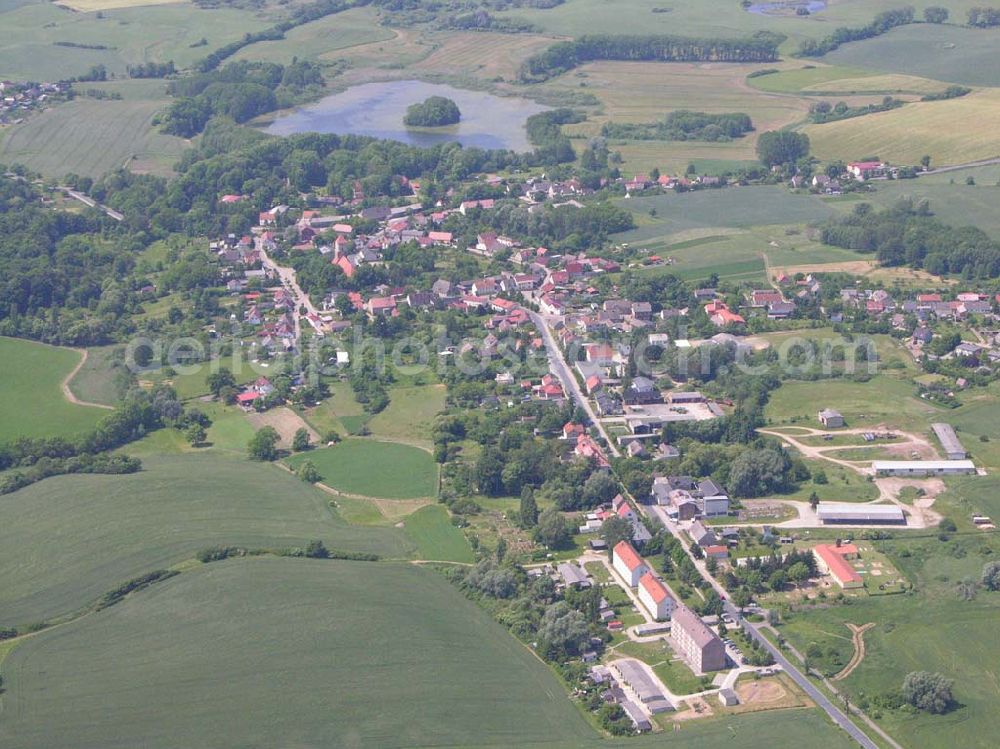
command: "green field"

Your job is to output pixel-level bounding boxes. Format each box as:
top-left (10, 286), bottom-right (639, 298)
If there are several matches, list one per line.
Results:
top-left (847, 176), bottom-right (1000, 239)
top-left (286, 439), bottom-right (438, 499)
top-left (0, 1), bottom-right (269, 80)
top-left (776, 536), bottom-right (1000, 749)
top-left (0, 452), bottom-right (410, 626)
top-left (0, 80), bottom-right (188, 178)
top-left (231, 6), bottom-right (394, 64)
top-left (616, 186), bottom-right (837, 242)
top-left (0, 557), bottom-right (599, 749)
top-left (367, 383), bottom-right (447, 447)
top-left (766, 376), bottom-right (942, 433)
top-left (823, 23), bottom-right (1000, 87)
top-left (0, 337), bottom-right (107, 442)
top-left (402, 504), bottom-right (474, 563)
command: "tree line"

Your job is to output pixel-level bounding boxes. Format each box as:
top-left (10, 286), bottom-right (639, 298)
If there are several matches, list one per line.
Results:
top-left (601, 110), bottom-right (753, 142)
top-left (796, 7), bottom-right (915, 57)
top-left (519, 32), bottom-right (783, 82)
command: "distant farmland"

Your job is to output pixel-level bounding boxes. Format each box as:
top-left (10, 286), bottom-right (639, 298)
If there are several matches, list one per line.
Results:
top-left (0, 453), bottom-right (411, 626)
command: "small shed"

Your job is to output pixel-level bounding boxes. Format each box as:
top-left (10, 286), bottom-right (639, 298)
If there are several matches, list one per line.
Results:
top-left (818, 408), bottom-right (844, 428)
top-left (718, 688), bottom-right (739, 706)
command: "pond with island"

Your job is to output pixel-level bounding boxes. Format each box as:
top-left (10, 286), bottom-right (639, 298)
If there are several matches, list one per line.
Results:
top-left (263, 80), bottom-right (549, 151)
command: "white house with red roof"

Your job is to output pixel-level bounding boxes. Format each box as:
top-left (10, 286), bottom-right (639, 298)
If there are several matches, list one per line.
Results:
top-left (612, 541), bottom-right (650, 587)
top-left (637, 571), bottom-right (675, 621)
top-left (846, 161), bottom-right (887, 181)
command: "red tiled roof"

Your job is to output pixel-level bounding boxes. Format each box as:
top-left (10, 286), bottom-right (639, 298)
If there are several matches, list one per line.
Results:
top-left (639, 571), bottom-right (670, 603)
top-left (815, 544), bottom-right (862, 585)
top-left (613, 541), bottom-right (646, 572)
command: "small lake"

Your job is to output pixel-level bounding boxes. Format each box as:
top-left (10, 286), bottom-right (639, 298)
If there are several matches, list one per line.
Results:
top-left (263, 80), bottom-right (549, 152)
top-left (746, 0), bottom-right (826, 15)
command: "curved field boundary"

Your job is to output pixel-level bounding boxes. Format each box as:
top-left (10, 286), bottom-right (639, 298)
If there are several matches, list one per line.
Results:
top-left (833, 622), bottom-right (876, 681)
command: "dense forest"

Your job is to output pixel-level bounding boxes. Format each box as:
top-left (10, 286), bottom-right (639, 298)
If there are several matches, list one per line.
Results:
top-left (519, 32), bottom-right (783, 82)
top-left (796, 7), bottom-right (915, 57)
top-left (0, 176), bottom-right (141, 344)
top-left (601, 110), bottom-right (753, 142)
top-left (820, 201), bottom-right (1000, 278)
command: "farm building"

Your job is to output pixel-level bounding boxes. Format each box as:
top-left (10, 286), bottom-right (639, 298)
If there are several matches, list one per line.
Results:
top-left (669, 603), bottom-right (727, 673)
top-left (813, 544), bottom-right (863, 589)
top-left (818, 408), bottom-right (844, 428)
top-left (816, 503), bottom-right (906, 525)
top-left (619, 701), bottom-right (652, 732)
top-left (610, 659), bottom-right (674, 714)
top-left (931, 423), bottom-right (967, 460)
top-left (637, 572), bottom-right (675, 621)
top-left (612, 541), bottom-right (650, 587)
top-left (872, 460), bottom-right (975, 477)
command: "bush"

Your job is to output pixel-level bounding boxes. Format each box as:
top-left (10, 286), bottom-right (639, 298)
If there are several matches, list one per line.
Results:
top-left (902, 671), bottom-right (954, 713)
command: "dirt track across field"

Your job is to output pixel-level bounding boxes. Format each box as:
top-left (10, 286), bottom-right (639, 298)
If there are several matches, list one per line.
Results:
top-left (834, 623), bottom-right (876, 682)
top-left (62, 349), bottom-right (114, 410)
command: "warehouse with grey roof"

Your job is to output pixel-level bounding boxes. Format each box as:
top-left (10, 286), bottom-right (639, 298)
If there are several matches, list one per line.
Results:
top-left (931, 423), bottom-right (967, 460)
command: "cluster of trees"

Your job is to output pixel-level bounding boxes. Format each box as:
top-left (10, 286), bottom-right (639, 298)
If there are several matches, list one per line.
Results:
top-left (403, 96), bottom-right (462, 127)
top-left (820, 201), bottom-right (1000, 278)
top-left (796, 7), bottom-right (915, 57)
top-left (723, 547), bottom-right (818, 595)
top-left (924, 6), bottom-right (949, 23)
top-left (902, 671), bottom-right (954, 713)
top-left (921, 84), bottom-right (972, 102)
top-left (601, 110), bottom-right (753, 142)
top-left (756, 130), bottom-right (810, 166)
top-left (808, 96), bottom-right (903, 124)
top-left (519, 32), bottom-right (783, 81)
top-left (523, 108), bottom-right (582, 164)
top-left (0, 453), bottom-right (141, 495)
top-left (127, 61), bottom-right (176, 79)
top-left (159, 60), bottom-right (324, 137)
top-left (968, 6), bottom-right (1000, 26)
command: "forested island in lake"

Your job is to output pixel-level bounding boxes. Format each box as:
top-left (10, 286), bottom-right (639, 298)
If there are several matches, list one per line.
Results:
top-left (403, 96), bottom-right (461, 127)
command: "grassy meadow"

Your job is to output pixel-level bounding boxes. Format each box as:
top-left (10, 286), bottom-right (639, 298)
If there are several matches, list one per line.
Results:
top-left (367, 383), bottom-right (446, 447)
top-left (0, 337), bottom-right (107, 442)
top-left (776, 535), bottom-right (1000, 749)
top-left (557, 60), bottom-right (810, 174)
top-left (0, 0), bottom-right (270, 80)
top-left (402, 504), bottom-right (475, 563)
top-left (0, 452), bottom-right (411, 626)
top-left (231, 6), bottom-right (393, 65)
top-left (285, 439), bottom-right (438, 499)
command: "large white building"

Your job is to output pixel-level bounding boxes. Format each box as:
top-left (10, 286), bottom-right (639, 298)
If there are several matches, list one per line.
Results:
top-left (872, 459), bottom-right (975, 477)
top-left (637, 571), bottom-right (675, 621)
top-left (816, 502), bottom-right (906, 525)
top-left (612, 541), bottom-right (649, 587)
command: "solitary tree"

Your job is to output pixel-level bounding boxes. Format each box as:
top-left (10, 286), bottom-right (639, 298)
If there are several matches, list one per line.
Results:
top-left (902, 671), bottom-right (954, 714)
top-left (519, 486), bottom-right (539, 528)
top-left (982, 560), bottom-right (1000, 591)
top-left (297, 460), bottom-right (321, 483)
top-left (207, 368), bottom-right (237, 398)
top-left (292, 427), bottom-right (311, 452)
top-left (185, 423), bottom-right (206, 446)
top-left (809, 491), bottom-right (820, 510)
top-left (248, 426), bottom-right (280, 461)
